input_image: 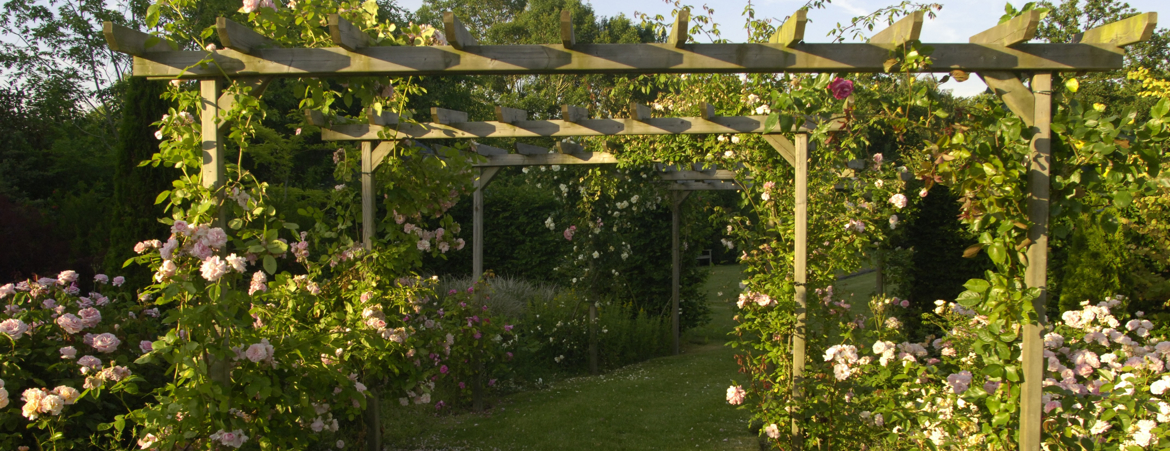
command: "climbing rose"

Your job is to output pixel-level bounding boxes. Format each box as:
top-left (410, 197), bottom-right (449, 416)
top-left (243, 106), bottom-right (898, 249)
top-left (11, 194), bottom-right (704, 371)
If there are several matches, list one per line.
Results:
top-left (889, 193), bottom-right (908, 209)
top-left (946, 371), bottom-right (973, 394)
top-left (112, 276), bottom-right (125, 286)
top-left (57, 270), bottom-right (78, 285)
top-left (78, 307), bottom-right (102, 328)
top-left (563, 225), bottom-right (577, 241)
top-left (94, 274), bottom-right (109, 284)
top-left (765, 423), bottom-right (781, 439)
top-left (829, 78), bottom-right (854, 100)
top-left (91, 333), bottom-right (121, 353)
top-left (225, 253), bottom-right (247, 273)
top-left (241, 0), bottom-right (259, 13)
top-left (726, 385), bottom-right (746, 405)
top-left (0, 318), bottom-right (29, 340)
top-left (249, 271), bottom-right (267, 295)
top-left (52, 386), bottom-right (80, 404)
top-left (201, 256), bottom-right (229, 282)
top-left (56, 314), bottom-right (85, 334)
top-left (60, 346), bottom-right (77, 359)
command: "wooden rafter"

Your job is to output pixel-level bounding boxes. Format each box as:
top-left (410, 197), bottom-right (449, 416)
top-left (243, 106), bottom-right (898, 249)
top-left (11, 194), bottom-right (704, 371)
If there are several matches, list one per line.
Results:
top-left (319, 115), bottom-right (842, 141)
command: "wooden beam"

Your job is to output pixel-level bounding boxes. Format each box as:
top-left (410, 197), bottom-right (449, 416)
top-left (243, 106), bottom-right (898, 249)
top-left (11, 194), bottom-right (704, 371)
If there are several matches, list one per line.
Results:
top-left (970, 10), bottom-right (1040, 46)
top-left (471, 152), bottom-right (617, 167)
top-left (102, 22), bottom-right (176, 56)
top-left (470, 142), bottom-right (508, 156)
top-left (475, 166), bottom-right (501, 191)
top-left (322, 116), bottom-right (842, 141)
top-left (431, 107), bottom-right (468, 124)
top-left (869, 11), bottom-right (924, 45)
top-left (370, 141), bottom-right (395, 170)
top-left (667, 181), bottom-right (740, 190)
top-left (700, 102), bottom-right (716, 120)
top-left (560, 10), bottom-right (575, 49)
top-left (562, 104), bottom-right (589, 122)
top-left (443, 12), bottom-right (477, 50)
top-left (770, 10), bottom-right (807, 47)
top-left (515, 143), bottom-right (548, 155)
top-left (555, 141), bottom-right (585, 155)
top-left (305, 109), bottom-right (326, 126)
top-left (216, 17), bottom-right (276, 54)
top-left (127, 43), bottom-right (1129, 78)
top-left (659, 169), bottom-right (736, 181)
top-left (762, 134), bottom-right (796, 166)
top-left (978, 72), bottom-right (1036, 127)
top-left (1077, 12), bottom-right (1157, 46)
top-left (1019, 72), bottom-right (1052, 451)
top-left (691, 162), bottom-right (717, 173)
top-left (368, 108), bottom-right (399, 126)
top-left (630, 102), bottom-right (652, 121)
top-left (329, 14), bottom-right (371, 51)
top-left (670, 189), bottom-right (689, 355)
top-left (668, 8), bottom-right (690, 48)
top-left (495, 106), bottom-right (527, 123)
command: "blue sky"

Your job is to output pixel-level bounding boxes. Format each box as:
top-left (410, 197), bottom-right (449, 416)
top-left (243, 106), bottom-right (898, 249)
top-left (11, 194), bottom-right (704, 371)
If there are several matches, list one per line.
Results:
top-left (394, 0), bottom-right (1166, 97)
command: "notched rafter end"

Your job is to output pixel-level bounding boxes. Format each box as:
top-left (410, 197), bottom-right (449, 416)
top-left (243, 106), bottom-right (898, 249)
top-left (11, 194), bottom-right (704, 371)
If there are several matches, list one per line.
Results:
top-left (560, 10), bottom-right (576, 49)
top-left (103, 21), bottom-right (177, 56)
top-left (770, 9), bottom-right (807, 47)
top-left (443, 12), bottom-right (478, 50)
top-left (329, 14), bottom-right (372, 51)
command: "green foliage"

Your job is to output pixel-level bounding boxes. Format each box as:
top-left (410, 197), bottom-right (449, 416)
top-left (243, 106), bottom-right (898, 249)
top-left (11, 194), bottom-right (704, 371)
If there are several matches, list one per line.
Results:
top-left (1055, 213), bottom-right (1130, 311)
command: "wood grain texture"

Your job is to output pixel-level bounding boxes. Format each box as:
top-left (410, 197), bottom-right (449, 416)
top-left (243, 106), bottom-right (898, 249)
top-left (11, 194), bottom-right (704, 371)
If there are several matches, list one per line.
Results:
top-left (978, 72), bottom-right (1036, 127)
top-left (443, 12), bottom-right (477, 50)
top-left (668, 8), bottom-right (690, 48)
top-left (321, 115), bottom-right (839, 140)
top-left (970, 10), bottom-right (1040, 46)
top-left (495, 106), bottom-right (527, 123)
top-left (471, 152), bottom-right (618, 167)
top-left (659, 170), bottom-right (737, 180)
top-left (129, 42), bottom-right (1129, 78)
top-left (217, 17), bottom-right (276, 54)
top-left (560, 10), bottom-right (575, 49)
top-left (869, 11), bottom-right (924, 45)
top-left (762, 134), bottom-right (796, 166)
top-left (103, 22), bottom-right (176, 55)
top-left (329, 14), bottom-right (371, 51)
top-left (1077, 12), bottom-right (1157, 46)
top-left (770, 10), bottom-right (807, 47)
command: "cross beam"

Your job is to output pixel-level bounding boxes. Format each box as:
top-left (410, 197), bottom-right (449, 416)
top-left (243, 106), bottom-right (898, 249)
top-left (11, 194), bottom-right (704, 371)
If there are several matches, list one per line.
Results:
top-left (317, 116), bottom-right (840, 140)
top-left (119, 42), bottom-right (1128, 79)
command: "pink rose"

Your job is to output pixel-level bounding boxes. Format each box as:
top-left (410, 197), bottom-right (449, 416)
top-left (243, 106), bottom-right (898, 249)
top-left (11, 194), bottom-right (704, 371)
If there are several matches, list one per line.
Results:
top-left (829, 78), bottom-right (854, 100)
top-left (56, 314), bottom-right (85, 334)
top-left (726, 385), bottom-right (746, 405)
top-left (0, 318), bottom-right (29, 340)
top-left (91, 333), bottom-right (121, 353)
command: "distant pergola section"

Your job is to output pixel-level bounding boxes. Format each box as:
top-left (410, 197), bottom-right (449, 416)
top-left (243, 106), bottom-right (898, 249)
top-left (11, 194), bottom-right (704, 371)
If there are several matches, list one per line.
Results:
top-left (309, 103), bottom-right (824, 356)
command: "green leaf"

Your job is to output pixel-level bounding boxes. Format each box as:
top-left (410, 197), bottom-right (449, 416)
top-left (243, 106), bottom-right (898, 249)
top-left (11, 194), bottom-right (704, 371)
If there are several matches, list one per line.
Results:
top-left (964, 279), bottom-right (990, 293)
top-left (146, 4), bottom-right (161, 28)
top-left (991, 412), bottom-right (1010, 426)
top-left (1152, 99), bottom-right (1169, 119)
top-left (956, 290), bottom-right (983, 307)
top-left (154, 190), bottom-right (171, 205)
top-left (122, 257), bottom-right (136, 268)
top-left (987, 242), bottom-right (1007, 265)
top-left (263, 255), bottom-right (277, 275)
top-left (764, 113), bottom-right (779, 133)
top-left (1112, 190), bottom-right (1133, 208)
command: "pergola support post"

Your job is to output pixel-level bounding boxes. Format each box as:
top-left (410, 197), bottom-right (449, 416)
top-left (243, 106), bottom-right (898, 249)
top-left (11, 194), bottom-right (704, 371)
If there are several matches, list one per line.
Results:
top-left (670, 190), bottom-right (691, 356)
top-left (470, 166), bottom-right (498, 413)
top-left (200, 79), bottom-right (225, 226)
top-left (361, 142), bottom-right (376, 250)
top-left (1020, 72), bottom-right (1052, 451)
top-left (791, 133), bottom-right (809, 446)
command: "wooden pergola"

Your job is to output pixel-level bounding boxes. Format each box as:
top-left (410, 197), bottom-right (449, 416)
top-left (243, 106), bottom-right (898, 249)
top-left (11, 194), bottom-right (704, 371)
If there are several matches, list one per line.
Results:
top-left (104, 7), bottom-right (1158, 449)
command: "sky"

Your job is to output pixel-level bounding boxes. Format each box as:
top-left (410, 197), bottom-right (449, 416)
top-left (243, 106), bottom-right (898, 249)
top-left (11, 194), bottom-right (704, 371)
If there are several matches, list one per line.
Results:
top-left (392, 0), bottom-right (1166, 97)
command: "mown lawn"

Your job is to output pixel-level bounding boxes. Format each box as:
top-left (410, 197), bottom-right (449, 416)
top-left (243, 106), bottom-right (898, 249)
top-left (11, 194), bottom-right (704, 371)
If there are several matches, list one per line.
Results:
top-left (382, 265), bottom-right (759, 451)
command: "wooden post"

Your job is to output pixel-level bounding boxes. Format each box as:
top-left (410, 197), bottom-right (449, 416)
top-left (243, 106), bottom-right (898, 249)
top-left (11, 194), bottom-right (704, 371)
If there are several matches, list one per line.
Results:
top-left (365, 387), bottom-right (380, 451)
top-left (361, 141), bottom-right (376, 250)
top-left (200, 79), bottom-right (225, 227)
top-left (589, 301), bottom-right (598, 375)
top-left (791, 133), bottom-right (809, 445)
top-left (471, 167), bottom-right (500, 282)
top-left (1019, 72), bottom-right (1051, 451)
top-left (670, 191), bottom-right (691, 355)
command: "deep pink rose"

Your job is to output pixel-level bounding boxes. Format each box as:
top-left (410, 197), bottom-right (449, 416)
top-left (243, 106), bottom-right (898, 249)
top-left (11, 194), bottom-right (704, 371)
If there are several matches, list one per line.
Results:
top-left (829, 78), bottom-right (854, 100)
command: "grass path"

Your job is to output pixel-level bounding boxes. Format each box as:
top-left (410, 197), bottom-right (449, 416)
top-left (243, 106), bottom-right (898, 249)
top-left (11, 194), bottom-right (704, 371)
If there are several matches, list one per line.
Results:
top-left (384, 265), bottom-right (758, 451)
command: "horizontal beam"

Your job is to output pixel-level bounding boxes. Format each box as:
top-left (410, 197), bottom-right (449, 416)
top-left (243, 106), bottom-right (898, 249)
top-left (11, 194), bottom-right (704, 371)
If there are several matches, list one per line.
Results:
top-left (431, 107), bottom-right (468, 124)
top-left (320, 115), bottom-right (840, 141)
top-left (495, 106), bottom-right (527, 123)
top-left (668, 181), bottom-right (741, 191)
top-left (471, 142), bottom-right (508, 156)
top-left (659, 169), bottom-right (737, 180)
top-left (471, 152), bottom-right (618, 167)
top-left (128, 42), bottom-right (1129, 78)
top-left (515, 143), bottom-right (548, 155)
